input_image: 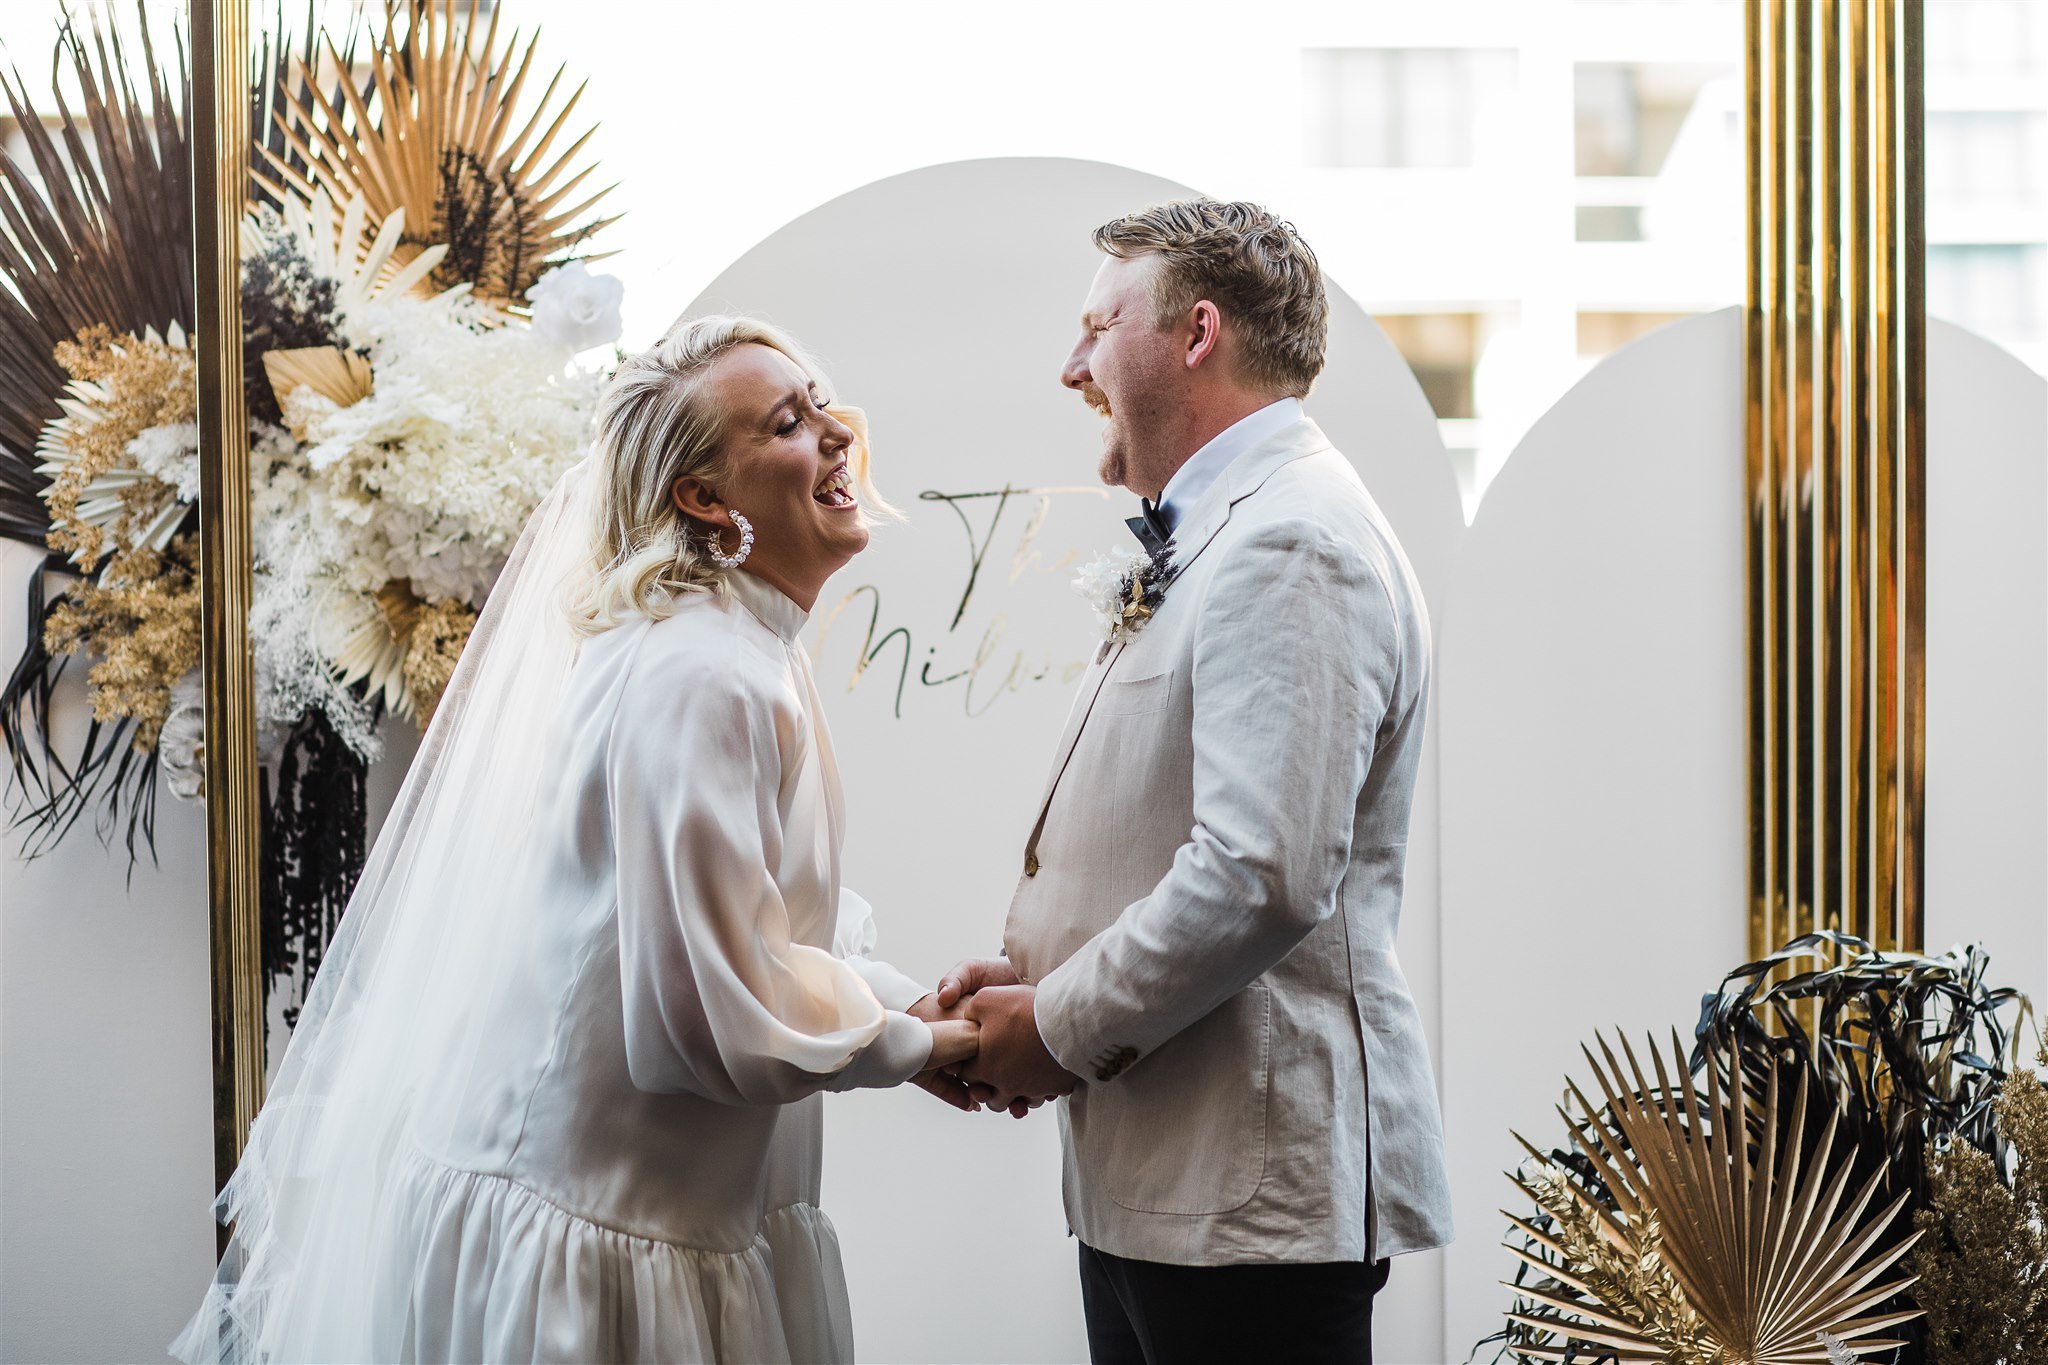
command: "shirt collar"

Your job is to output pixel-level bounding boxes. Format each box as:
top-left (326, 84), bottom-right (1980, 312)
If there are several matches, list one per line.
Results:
top-left (726, 570), bottom-right (808, 643)
top-left (1154, 397), bottom-right (1304, 533)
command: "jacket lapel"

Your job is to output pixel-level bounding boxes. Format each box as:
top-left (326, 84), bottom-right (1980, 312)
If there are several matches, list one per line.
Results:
top-left (1020, 418), bottom-right (1333, 867)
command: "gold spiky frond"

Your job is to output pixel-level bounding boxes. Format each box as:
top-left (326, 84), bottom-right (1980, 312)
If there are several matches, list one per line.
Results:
top-left (1503, 1032), bottom-right (1924, 1364)
top-left (257, 0), bottom-right (618, 310)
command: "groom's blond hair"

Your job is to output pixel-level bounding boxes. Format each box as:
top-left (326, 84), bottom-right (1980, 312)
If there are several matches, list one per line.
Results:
top-left (1092, 199), bottom-right (1328, 398)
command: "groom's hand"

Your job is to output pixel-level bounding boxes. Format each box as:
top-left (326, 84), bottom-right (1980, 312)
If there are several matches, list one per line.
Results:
top-left (959, 985), bottom-right (1078, 1115)
top-left (935, 956), bottom-right (1019, 1009)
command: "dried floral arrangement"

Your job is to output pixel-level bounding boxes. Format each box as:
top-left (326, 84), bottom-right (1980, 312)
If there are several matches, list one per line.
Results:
top-left (1482, 932), bottom-right (2040, 1365)
top-left (1, 1), bottom-right (625, 1023)
top-left (1911, 1041), bottom-right (2047, 1364)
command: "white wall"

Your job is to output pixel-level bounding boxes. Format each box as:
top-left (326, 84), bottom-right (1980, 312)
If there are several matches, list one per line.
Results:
top-left (1921, 321), bottom-right (2047, 1027)
top-left (1435, 311), bottom-right (1752, 1350)
top-left (0, 582), bottom-right (217, 1362)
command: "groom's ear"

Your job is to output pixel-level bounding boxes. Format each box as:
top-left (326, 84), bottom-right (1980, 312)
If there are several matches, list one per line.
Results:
top-left (671, 476), bottom-right (729, 527)
top-left (1184, 299), bottom-right (1223, 371)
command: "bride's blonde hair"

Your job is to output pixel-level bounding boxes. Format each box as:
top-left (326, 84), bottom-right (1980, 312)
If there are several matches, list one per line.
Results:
top-left (567, 314), bottom-right (890, 636)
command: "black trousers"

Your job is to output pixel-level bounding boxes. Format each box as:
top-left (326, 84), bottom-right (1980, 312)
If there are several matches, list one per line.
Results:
top-left (1078, 1242), bottom-right (1393, 1365)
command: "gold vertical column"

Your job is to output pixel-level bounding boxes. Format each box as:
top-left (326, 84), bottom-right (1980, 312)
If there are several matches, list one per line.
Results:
top-left (1746, 0), bottom-right (1925, 960)
top-left (191, 0), bottom-right (266, 1196)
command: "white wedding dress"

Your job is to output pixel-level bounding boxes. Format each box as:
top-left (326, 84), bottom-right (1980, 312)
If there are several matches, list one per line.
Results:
top-left (378, 572), bottom-right (933, 1361)
top-left (176, 466), bottom-right (936, 1365)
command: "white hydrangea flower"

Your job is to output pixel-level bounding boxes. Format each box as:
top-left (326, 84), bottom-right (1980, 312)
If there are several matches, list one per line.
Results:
top-left (275, 290), bottom-right (601, 609)
top-left (125, 421), bottom-right (201, 503)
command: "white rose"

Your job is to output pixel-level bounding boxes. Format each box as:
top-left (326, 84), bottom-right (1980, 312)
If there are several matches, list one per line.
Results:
top-left (526, 262), bottom-right (625, 353)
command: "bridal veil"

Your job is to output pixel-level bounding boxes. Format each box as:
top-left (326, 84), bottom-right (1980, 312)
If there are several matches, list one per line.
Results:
top-left (174, 461), bottom-right (597, 1362)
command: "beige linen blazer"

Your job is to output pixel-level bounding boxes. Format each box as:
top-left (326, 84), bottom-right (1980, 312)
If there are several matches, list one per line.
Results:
top-left (1004, 416), bottom-right (1454, 1266)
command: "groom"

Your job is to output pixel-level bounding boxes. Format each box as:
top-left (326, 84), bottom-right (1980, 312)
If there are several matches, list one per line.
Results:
top-left (937, 199), bottom-right (1453, 1363)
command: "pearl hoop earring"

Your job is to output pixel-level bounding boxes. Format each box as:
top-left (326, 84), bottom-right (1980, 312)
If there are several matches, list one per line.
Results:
top-left (707, 512), bottom-right (754, 570)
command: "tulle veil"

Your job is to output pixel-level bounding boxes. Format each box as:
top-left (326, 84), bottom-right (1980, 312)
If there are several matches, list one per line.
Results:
top-left (174, 460), bottom-right (597, 1363)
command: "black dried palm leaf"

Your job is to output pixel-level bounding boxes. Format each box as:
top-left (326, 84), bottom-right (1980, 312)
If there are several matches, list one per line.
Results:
top-left (0, 5), bottom-right (192, 546)
top-left (249, 3), bottom-right (365, 213)
top-left (1692, 931), bottom-right (2032, 1205)
top-left (1685, 934), bottom-right (2032, 1363)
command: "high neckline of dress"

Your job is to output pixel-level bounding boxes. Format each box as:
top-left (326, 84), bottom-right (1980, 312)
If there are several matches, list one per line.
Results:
top-left (726, 570), bottom-right (808, 644)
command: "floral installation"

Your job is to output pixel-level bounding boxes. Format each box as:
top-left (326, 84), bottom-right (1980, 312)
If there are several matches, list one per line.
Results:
top-left (1074, 542), bottom-right (1177, 648)
top-left (1482, 933), bottom-right (2039, 1365)
top-left (1, 3), bottom-right (620, 1024)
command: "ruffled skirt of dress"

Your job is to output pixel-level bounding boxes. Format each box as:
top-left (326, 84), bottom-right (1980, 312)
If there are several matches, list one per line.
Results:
top-left (177, 1146), bottom-right (857, 1365)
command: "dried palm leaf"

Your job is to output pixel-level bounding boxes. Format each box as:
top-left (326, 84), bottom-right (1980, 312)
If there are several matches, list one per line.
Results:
top-left (1504, 1031), bottom-right (1923, 1363)
top-left (1696, 931), bottom-right (2035, 1211)
top-left (245, 187), bottom-right (453, 312)
top-left (0, 6), bottom-right (192, 546)
top-left (320, 579), bottom-right (418, 720)
top-left (258, 0), bottom-right (617, 309)
top-left (261, 345), bottom-right (372, 436)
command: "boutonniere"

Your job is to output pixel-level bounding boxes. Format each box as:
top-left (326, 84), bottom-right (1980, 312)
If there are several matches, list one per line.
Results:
top-left (1074, 542), bottom-right (1177, 650)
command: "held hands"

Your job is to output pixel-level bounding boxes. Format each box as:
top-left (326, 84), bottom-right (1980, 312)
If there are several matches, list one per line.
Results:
top-left (916, 958), bottom-right (1079, 1119)
top-left (907, 993), bottom-right (982, 1111)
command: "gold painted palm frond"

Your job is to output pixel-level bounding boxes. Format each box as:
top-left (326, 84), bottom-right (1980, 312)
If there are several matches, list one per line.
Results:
top-left (1503, 1032), bottom-right (1923, 1363)
top-left (256, 0), bottom-right (618, 310)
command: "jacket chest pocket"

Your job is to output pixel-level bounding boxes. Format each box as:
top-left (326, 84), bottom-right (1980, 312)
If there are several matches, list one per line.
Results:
top-left (1093, 667), bottom-right (1173, 718)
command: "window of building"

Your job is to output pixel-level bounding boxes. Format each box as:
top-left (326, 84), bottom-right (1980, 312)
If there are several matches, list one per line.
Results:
top-left (1302, 47), bottom-right (1518, 170)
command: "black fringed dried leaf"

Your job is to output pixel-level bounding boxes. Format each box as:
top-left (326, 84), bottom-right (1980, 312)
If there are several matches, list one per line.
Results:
top-left (1692, 930), bottom-right (2031, 1208)
top-left (260, 708), bottom-right (367, 1034)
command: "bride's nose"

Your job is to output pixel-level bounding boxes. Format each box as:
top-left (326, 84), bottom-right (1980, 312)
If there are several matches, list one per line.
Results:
top-left (820, 411), bottom-right (854, 454)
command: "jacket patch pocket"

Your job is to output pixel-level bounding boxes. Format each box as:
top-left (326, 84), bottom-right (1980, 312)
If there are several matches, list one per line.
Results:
top-left (1094, 668), bottom-right (1174, 718)
top-left (1070, 981), bottom-right (1272, 1216)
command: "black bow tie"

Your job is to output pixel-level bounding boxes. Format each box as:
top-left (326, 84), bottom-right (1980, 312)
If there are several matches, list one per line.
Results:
top-left (1126, 498), bottom-right (1173, 557)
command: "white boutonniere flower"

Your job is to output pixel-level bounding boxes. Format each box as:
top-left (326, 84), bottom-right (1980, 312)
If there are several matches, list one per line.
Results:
top-left (1074, 542), bottom-right (1177, 647)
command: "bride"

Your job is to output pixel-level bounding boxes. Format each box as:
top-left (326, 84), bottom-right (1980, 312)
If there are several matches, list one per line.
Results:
top-left (175, 315), bottom-right (980, 1364)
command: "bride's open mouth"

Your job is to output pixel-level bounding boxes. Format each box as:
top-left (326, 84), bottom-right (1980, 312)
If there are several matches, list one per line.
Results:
top-left (813, 463), bottom-right (858, 510)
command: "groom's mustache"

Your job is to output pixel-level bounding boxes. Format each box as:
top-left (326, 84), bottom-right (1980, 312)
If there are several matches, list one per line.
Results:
top-left (1081, 385), bottom-right (1113, 418)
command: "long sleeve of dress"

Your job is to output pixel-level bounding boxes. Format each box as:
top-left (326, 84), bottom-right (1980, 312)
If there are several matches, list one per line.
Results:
top-left (608, 634), bottom-right (932, 1105)
top-left (832, 888), bottom-right (930, 1013)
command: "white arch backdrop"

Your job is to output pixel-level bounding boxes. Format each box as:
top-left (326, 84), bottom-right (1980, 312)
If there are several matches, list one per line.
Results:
top-left (1, 157), bottom-right (2041, 1364)
top-left (682, 156), bottom-right (1463, 1364)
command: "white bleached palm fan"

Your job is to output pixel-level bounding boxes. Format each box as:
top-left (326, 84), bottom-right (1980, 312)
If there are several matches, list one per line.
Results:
top-left (245, 189), bottom-right (455, 317)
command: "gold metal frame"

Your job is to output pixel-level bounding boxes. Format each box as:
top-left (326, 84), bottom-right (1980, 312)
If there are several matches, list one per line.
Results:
top-left (1746, 0), bottom-right (1925, 959)
top-left (191, 0), bottom-right (266, 1194)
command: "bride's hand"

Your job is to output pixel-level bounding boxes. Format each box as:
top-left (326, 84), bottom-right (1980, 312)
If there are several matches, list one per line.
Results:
top-left (925, 1018), bottom-right (980, 1071)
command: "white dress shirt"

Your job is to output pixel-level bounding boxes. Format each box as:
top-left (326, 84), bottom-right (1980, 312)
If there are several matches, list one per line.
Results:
top-left (1154, 397), bottom-right (1304, 533)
